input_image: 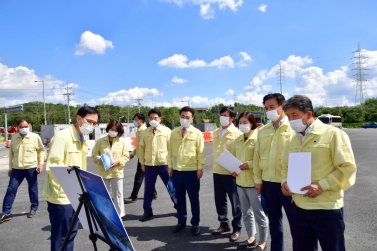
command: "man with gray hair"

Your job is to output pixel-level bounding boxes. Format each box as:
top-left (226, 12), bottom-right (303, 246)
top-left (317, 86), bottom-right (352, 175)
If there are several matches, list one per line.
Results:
top-left (281, 95), bottom-right (356, 251)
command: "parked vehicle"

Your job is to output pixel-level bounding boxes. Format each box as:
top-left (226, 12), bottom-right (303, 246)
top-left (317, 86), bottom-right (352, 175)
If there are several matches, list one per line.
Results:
top-left (361, 122), bottom-right (377, 129)
top-left (317, 114), bottom-right (342, 129)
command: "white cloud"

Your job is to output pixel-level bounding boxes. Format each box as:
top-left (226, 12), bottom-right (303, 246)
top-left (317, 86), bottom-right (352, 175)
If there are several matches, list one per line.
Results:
top-left (262, 85), bottom-right (272, 91)
top-left (163, 0), bottom-right (243, 19)
top-left (237, 51), bottom-right (252, 66)
top-left (225, 89), bottom-right (235, 95)
top-left (75, 31), bottom-right (114, 56)
top-left (209, 56), bottom-right (235, 68)
top-left (200, 3), bottom-right (215, 19)
top-left (258, 4), bottom-right (267, 12)
top-left (243, 51), bottom-right (377, 106)
top-left (158, 54), bottom-right (206, 68)
top-left (166, 76), bottom-right (189, 87)
top-left (0, 62), bottom-right (77, 106)
top-left (159, 54), bottom-right (237, 68)
top-left (88, 87), bottom-right (163, 106)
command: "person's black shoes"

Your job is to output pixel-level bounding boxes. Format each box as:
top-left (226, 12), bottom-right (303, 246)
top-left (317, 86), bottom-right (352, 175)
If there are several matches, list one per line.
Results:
top-left (238, 239), bottom-right (257, 249)
top-left (124, 197), bottom-right (137, 204)
top-left (27, 210), bottom-right (37, 218)
top-left (172, 223), bottom-right (186, 233)
top-left (153, 194), bottom-right (158, 200)
top-left (0, 213), bottom-right (12, 224)
top-left (192, 225), bottom-right (201, 236)
top-left (139, 212), bottom-right (153, 222)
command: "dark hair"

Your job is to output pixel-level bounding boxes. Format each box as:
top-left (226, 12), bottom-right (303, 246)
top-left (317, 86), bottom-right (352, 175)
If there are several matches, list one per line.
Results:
top-left (133, 113), bottom-right (146, 123)
top-left (77, 105), bottom-right (101, 122)
top-left (17, 118), bottom-right (30, 125)
top-left (148, 108), bottom-right (162, 117)
top-left (106, 120), bottom-right (124, 137)
top-left (220, 106), bottom-right (236, 118)
top-left (237, 111), bottom-right (257, 130)
top-left (263, 93), bottom-right (286, 106)
top-left (283, 95), bottom-right (313, 113)
top-left (180, 106), bottom-right (195, 116)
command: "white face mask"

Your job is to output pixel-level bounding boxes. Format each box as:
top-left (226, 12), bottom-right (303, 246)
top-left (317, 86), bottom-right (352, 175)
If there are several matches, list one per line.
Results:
top-left (80, 118), bottom-right (94, 135)
top-left (239, 124), bottom-right (251, 134)
top-left (266, 107), bottom-right (281, 122)
top-left (289, 114), bottom-right (308, 133)
top-left (220, 116), bottom-right (230, 126)
top-left (180, 118), bottom-right (191, 128)
top-left (149, 120), bottom-right (159, 128)
top-left (19, 127), bottom-right (29, 135)
top-left (108, 130), bottom-right (118, 138)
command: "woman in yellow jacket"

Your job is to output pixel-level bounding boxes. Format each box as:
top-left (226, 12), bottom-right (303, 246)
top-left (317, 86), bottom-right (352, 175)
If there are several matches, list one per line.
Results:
top-left (231, 112), bottom-right (268, 251)
top-left (92, 120), bottom-right (129, 217)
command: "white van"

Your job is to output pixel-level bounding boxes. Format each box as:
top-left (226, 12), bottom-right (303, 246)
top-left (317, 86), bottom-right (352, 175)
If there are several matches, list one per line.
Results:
top-left (317, 114), bottom-right (342, 129)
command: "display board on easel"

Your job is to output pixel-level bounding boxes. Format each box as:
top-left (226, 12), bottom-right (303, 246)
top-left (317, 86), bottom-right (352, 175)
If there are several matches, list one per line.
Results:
top-left (51, 166), bottom-right (134, 251)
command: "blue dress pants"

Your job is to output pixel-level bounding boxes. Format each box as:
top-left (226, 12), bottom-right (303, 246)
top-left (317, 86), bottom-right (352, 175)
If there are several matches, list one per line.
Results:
top-left (2, 168), bottom-right (38, 214)
top-left (143, 165), bottom-right (176, 213)
top-left (173, 170), bottom-right (200, 226)
top-left (263, 181), bottom-right (295, 251)
top-left (213, 173), bottom-right (242, 232)
top-left (47, 202), bottom-right (79, 251)
top-left (293, 203), bottom-right (345, 251)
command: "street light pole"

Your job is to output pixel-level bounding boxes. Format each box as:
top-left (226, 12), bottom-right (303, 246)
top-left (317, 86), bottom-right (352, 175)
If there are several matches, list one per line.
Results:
top-left (35, 80), bottom-right (47, 125)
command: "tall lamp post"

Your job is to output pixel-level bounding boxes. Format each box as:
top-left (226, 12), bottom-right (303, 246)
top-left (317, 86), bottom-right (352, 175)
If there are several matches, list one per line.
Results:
top-left (35, 80), bottom-right (47, 125)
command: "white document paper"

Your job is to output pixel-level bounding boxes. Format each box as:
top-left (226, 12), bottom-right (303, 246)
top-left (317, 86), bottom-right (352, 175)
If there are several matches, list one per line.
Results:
top-left (287, 152), bottom-right (312, 194)
top-left (50, 167), bottom-right (102, 235)
top-left (215, 150), bottom-right (242, 174)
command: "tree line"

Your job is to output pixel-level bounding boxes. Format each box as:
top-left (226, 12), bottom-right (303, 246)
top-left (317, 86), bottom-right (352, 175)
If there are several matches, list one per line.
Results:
top-left (1, 98), bottom-right (377, 132)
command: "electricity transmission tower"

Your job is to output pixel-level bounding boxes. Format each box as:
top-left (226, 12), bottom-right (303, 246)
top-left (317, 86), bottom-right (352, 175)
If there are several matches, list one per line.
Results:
top-left (277, 62), bottom-right (285, 94)
top-left (353, 43), bottom-right (368, 106)
top-left (63, 84), bottom-right (74, 123)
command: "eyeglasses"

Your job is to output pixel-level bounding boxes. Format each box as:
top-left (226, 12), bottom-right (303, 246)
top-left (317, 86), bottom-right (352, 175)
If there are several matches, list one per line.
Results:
top-left (83, 118), bottom-right (98, 126)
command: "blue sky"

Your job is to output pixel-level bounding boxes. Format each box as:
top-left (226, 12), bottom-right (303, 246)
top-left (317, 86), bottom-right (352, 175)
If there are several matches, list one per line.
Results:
top-left (1, 0), bottom-right (377, 108)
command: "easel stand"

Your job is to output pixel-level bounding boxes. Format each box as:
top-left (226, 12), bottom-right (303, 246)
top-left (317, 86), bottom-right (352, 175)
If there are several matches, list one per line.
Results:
top-left (60, 166), bottom-right (119, 251)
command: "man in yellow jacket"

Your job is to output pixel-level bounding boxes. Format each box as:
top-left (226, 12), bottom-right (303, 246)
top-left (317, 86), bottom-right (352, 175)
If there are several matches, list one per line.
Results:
top-left (0, 118), bottom-right (45, 224)
top-left (211, 106), bottom-right (243, 242)
top-left (168, 106), bottom-right (206, 236)
top-left (43, 106), bottom-right (100, 251)
top-left (281, 95), bottom-right (356, 251)
top-left (138, 108), bottom-right (176, 222)
top-left (124, 113), bottom-right (157, 203)
top-left (253, 93), bottom-right (296, 251)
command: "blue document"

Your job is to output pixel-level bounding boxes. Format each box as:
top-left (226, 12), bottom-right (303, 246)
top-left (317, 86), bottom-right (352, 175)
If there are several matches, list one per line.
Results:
top-left (100, 151), bottom-right (114, 171)
top-left (166, 178), bottom-right (177, 205)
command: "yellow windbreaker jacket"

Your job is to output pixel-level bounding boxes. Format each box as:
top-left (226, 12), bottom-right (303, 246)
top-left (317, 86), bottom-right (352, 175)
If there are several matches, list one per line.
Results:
top-left (168, 126), bottom-right (206, 171)
top-left (253, 119), bottom-right (294, 184)
top-left (139, 125), bottom-right (171, 166)
top-left (281, 120), bottom-right (356, 210)
top-left (212, 124), bottom-right (243, 175)
top-left (43, 125), bottom-right (88, 205)
top-left (131, 124), bottom-right (147, 157)
top-left (232, 130), bottom-right (258, 187)
top-left (9, 132), bottom-right (45, 170)
top-left (91, 136), bottom-right (129, 179)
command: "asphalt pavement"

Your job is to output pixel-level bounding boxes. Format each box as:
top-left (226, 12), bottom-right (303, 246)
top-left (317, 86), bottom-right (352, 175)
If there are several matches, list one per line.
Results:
top-left (0, 129), bottom-right (376, 250)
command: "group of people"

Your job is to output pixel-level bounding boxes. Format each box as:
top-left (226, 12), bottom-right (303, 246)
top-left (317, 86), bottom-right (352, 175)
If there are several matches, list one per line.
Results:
top-left (0, 93), bottom-right (356, 251)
